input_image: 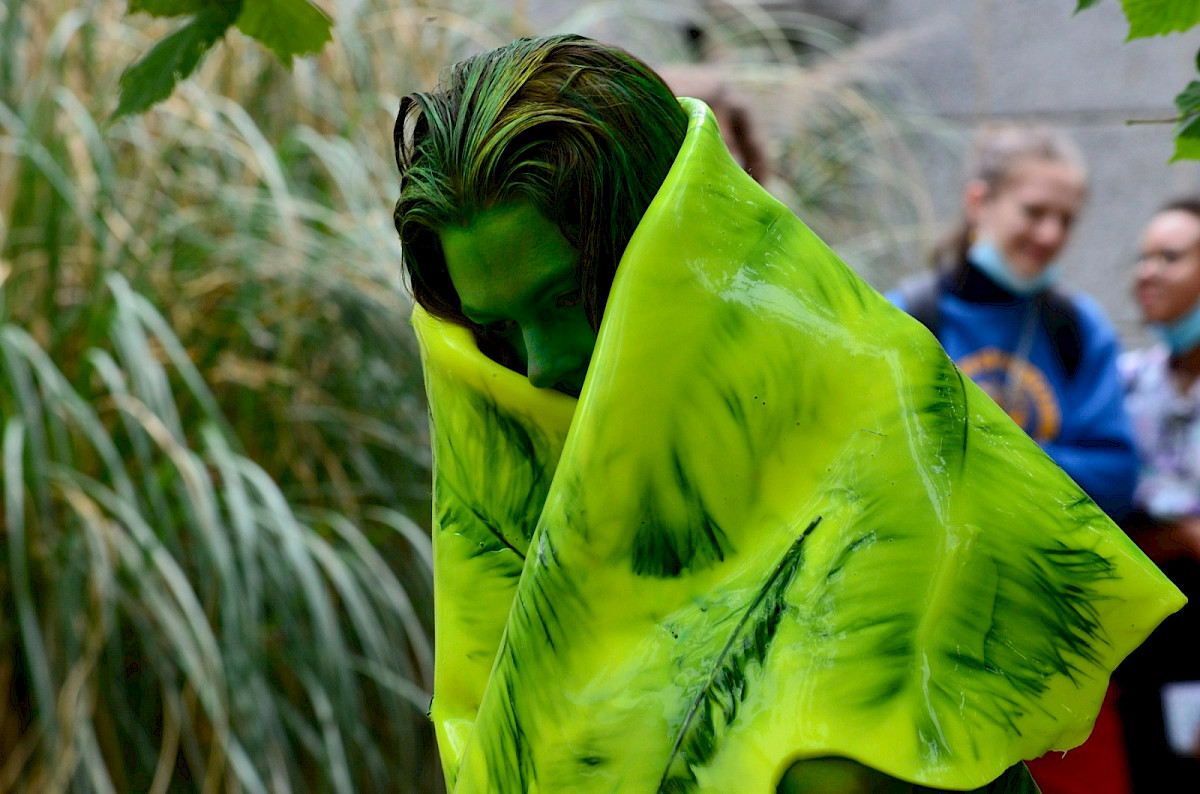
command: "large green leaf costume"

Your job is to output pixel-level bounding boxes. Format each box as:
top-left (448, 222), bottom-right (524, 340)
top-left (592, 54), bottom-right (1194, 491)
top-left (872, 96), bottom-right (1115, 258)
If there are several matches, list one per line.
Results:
top-left (413, 99), bottom-right (1185, 793)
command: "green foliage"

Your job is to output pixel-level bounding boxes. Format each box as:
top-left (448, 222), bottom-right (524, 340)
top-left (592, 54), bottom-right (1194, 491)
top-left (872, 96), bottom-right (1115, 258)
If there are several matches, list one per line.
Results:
top-left (1076, 0), bottom-right (1200, 161)
top-left (113, 3), bottom-right (241, 119)
top-left (116, 0), bottom-right (331, 119)
top-left (1079, 0), bottom-right (1200, 35)
top-left (1175, 77), bottom-right (1200, 111)
top-left (1174, 79), bottom-right (1200, 160)
top-left (129, 0), bottom-right (209, 16)
top-left (1121, 0), bottom-right (1200, 38)
top-left (236, 0), bottom-right (335, 64)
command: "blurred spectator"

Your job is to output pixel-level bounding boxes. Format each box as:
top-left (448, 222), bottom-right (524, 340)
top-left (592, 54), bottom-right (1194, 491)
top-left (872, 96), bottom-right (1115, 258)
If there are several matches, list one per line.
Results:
top-left (888, 123), bottom-right (1138, 794)
top-left (1116, 196), bottom-right (1200, 792)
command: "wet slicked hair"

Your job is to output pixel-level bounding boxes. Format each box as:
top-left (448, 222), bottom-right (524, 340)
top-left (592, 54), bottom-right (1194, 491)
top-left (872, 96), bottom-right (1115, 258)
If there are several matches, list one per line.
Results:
top-left (393, 35), bottom-right (688, 349)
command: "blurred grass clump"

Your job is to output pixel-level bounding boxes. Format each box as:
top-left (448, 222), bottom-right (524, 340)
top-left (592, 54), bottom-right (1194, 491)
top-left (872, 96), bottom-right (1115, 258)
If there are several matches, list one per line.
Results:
top-left (0, 0), bottom-right (452, 789)
top-left (0, 274), bottom-right (435, 792)
top-left (0, 0), bottom-right (938, 790)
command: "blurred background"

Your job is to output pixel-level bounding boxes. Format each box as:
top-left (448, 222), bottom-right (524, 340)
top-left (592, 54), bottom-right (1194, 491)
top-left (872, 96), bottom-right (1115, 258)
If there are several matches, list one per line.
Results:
top-left (1, 0), bottom-right (1197, 792)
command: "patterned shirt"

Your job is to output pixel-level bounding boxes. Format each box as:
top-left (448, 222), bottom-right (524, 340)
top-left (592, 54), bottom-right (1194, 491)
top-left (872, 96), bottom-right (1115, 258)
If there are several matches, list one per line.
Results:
top-left (1120, 344), bottom-right (1200, 520)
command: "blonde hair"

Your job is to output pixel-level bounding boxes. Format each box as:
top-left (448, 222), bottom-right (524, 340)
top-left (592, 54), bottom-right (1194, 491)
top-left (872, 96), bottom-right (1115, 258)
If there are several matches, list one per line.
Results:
top-left (966, 123), bottom-right (1087, 193)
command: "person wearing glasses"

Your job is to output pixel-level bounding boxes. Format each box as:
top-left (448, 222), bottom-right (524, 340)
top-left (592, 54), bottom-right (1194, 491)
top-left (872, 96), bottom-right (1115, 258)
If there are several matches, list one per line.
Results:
top-left (1117, 196), bottom-right (1200, 792)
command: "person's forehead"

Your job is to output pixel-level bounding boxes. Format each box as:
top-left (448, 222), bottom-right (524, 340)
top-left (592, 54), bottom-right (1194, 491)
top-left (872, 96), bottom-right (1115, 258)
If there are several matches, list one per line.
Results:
top-left (1144, 210), bottom-right (1200, 243)
top-left (439, 203), bottom-right (575, 314)
top-left (1003, 159), bottom-right (1085, 194)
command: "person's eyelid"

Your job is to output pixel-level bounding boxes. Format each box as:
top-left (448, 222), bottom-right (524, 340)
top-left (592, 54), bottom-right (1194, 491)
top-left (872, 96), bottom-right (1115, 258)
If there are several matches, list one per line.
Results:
top-left (554, 289), bottom-right (583, 308)
top-left (1138, 249), bottom-right (1186, 265)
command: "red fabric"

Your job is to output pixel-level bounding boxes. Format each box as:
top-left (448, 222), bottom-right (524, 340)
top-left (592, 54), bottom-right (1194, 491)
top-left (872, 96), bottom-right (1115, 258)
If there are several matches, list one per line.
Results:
top-left (1025, 684), bottom-right (1131, 794)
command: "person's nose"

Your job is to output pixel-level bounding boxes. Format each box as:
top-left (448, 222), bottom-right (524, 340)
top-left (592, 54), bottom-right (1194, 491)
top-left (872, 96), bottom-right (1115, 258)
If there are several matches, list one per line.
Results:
top-left (1034, 216), bottom-right (1068, 249)
top-left (523, 326), bottom-right (576, 390)
top-left (1135, 254), bottom-right (1161, 283)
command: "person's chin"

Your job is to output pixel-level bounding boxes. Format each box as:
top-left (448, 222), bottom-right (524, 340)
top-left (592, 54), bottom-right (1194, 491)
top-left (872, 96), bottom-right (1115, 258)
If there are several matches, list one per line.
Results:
top-left (1135, 292), bottom-right (1166, 323)
top-left (1011, 259), bottom-right (1049, 280)
top-left (1135, 302), bottom-right (1158, 323)
top-left (1007, 246), bottom-right (1052, 275)
top-left (1144, 309), bottom-right (1175, 326)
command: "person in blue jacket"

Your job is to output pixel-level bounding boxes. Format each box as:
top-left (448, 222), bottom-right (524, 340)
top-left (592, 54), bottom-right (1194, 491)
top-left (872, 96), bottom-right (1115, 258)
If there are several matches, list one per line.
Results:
top-left (890, 123), bottom-right (1136, 519)
top-left (889, 122), bottom-right (1139, 794)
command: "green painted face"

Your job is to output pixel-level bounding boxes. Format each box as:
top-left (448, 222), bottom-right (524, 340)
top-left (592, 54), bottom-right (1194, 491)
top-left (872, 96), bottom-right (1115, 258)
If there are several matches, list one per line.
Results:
top-left (438, 203), bottom-right (597, 397)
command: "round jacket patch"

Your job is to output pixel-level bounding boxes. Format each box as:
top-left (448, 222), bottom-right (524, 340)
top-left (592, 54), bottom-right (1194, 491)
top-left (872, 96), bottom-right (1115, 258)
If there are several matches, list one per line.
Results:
top-left (958, 348), bottom-right (1062, 442)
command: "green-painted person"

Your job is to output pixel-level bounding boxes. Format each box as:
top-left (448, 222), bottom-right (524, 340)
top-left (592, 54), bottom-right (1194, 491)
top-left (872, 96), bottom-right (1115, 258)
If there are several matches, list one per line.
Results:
top-left (392, 34), bottom-right (1183, 794)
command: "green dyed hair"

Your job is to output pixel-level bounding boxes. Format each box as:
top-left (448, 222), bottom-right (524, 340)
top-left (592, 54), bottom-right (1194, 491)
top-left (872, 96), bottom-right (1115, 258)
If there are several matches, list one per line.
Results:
top-left (393, 34), bottom-right (688, 351)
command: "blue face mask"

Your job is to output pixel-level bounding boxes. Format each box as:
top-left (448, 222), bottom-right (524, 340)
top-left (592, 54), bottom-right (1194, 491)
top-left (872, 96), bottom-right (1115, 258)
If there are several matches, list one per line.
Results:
top-left (968, 240), bottom-right (1062, 297)
top-left (1154, 299), bottom-right (1200, 355)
